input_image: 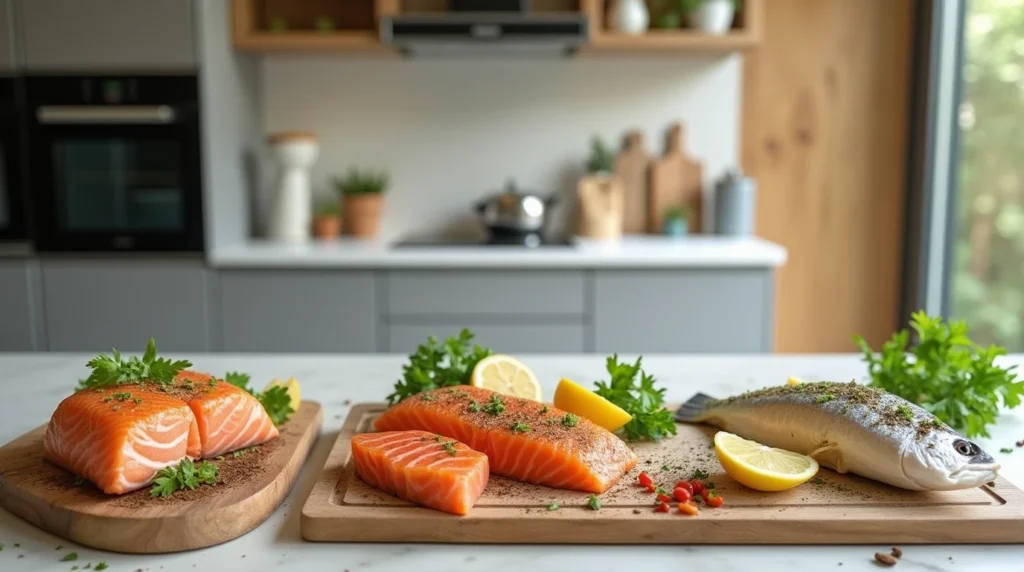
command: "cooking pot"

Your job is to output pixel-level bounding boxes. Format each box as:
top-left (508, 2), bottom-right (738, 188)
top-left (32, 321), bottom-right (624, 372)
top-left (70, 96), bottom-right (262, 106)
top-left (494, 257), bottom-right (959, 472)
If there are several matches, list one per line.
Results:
top-left (475, 179), bottom-right (559, 234)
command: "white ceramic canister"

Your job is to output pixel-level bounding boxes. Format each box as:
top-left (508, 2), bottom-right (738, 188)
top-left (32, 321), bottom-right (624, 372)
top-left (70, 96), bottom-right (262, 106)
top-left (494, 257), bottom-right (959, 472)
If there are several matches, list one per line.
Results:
top-left (610, 0), bottom-right (650, 36)
top-left (266, 132), bottom-right (319, 243)
top-left (688, 0), bottom-right (736, 35)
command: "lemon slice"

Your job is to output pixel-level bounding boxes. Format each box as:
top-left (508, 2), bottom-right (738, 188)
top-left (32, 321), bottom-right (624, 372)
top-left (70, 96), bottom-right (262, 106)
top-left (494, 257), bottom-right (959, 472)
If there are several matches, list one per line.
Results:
top-left (713, 431), bottom-right (819, 492)
top-left (470, 354), bottom-right (542, 401)
top-left (263, 377), bottom-right (302, 412)
top-left (553, 378), bottom-right (632, 432)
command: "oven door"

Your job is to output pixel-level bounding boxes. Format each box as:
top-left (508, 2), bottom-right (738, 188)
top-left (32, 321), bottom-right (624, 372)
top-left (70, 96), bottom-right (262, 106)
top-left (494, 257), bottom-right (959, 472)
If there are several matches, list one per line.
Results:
top-left (0, 79), bottom-right (27, 241)
top-left (29, 103), bottom-right (204, 252)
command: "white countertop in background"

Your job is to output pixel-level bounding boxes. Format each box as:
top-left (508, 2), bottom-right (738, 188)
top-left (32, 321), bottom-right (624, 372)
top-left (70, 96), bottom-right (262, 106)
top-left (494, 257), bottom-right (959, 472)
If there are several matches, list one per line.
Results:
top-left (1, 352), bottom-right (1022, 572)
top-left (208, 235), bottom-right (788, 269)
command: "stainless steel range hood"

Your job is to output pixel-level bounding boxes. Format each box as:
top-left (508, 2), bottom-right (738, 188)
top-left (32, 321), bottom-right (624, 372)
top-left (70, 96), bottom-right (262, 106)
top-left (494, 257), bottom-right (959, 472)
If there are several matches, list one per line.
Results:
top-left (380, 12), bottom-right (590, 58)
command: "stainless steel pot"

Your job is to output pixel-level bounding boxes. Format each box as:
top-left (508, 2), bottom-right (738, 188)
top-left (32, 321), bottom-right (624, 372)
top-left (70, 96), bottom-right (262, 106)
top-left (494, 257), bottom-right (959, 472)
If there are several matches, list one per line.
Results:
top-left (475, 179), bottom-right (559, 233)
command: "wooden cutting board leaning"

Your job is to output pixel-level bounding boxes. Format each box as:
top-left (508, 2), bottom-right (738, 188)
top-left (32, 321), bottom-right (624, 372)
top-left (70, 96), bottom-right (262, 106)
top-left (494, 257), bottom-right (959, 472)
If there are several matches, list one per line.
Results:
top-left (0, 402), bottom-right (323, 554)
top-left (614, 131), bottom-right (653, 234)
top-left (300, 403), bottom-right (1024, 545)
top-left (648, 122), bottom-right (703, 234)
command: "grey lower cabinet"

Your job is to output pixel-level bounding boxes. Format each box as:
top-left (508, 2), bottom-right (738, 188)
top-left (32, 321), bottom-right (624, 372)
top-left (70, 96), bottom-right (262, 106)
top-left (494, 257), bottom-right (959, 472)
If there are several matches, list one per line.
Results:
top-left (218, 270), bottom-right (377, 352)
top-left (593, 269), bottom-right (774, 353)
top-left (0, 260), bottom-right (46, 350)
top-left (40, 259), bottom-right (213, 352)
top-left (0, 0), bottom-right (15, 71)
top-left (17, 0), bottom-right (196, 71)
top-left (386, 323), bottom-right (586, 354)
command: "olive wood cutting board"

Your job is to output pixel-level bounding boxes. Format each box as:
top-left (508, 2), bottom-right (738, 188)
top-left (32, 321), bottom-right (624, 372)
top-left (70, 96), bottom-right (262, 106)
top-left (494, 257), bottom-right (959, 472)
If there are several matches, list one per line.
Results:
top-left (648, 122), bottom-right (703, 234)
top-left (301, 403), bottom-right (1024, 545)
top-left (0, 401), bottom-right (322, 554)
top-left (614, 130), bottom-right (653, 234)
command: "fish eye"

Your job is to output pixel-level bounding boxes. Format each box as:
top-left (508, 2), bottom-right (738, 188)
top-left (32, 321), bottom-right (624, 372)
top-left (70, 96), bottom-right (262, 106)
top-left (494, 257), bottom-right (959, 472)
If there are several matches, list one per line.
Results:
top-left (954, 440), bottom-right (976, 456)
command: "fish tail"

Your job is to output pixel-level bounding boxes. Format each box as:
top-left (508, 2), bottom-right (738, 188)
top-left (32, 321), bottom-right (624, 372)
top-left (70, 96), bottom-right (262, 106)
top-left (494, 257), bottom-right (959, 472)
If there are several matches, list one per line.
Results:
top-left (675, 393), bottom-right (716, 423)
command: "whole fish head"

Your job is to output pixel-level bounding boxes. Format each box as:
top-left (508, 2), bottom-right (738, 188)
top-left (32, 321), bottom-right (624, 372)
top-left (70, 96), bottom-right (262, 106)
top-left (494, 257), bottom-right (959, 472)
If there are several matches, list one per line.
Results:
top-left (902, 430), bottom-right (1000, 490)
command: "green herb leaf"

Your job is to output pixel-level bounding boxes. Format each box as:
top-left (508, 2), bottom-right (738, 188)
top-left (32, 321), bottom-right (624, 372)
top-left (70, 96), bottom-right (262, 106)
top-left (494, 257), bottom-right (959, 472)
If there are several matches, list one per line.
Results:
top-left (150, 458), bottom-right (220, 498)
top-left (387, 329), bottom-right (493, 405)
top-left (1000, 447), bottom-right (1013, 454)
top-left (94, 563), bottom-right (108, 571)
top-left (510, 421), bottom-right (531, 433)
top-left (587, 494), bottom-right (601, 510)
top-left (258, 385), bottom-right (295, 426)
top-left (61, 552), bottom-right (78, 562)
top-left (81, 338), bottom-right (191, 390)
top-left (856, 311), bottom-right (1024, 438)
top-left (561, 412), bottom-right (579, 427)
top-left (661, 465), bottom-right (671, 472)
top-left (483, 394), bottom-right (506, 416)
top-left (691, 468), bottom-right (709, 480)
top-left (593, 355), bottom-right (677, 442)
top-left (441, 441), bottom-right (458, 456)
top-left (232, 446), bottom-right (260, 458)
top-left (224, 371), bottom-right (251, 390)
top-left (547, 502), bottom-right (560, 511)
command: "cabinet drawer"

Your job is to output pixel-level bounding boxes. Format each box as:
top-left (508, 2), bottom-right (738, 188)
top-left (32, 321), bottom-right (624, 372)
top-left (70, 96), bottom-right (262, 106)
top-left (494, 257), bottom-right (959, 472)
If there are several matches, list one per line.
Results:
top-left (385, 270), bottom-right (585, 317)
top-left (386, 324), bottom-right (585, 354)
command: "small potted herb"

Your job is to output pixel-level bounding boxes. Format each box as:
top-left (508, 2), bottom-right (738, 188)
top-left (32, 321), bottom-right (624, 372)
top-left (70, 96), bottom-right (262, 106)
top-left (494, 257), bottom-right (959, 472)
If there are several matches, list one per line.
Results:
top-left (654, 0), bottom-right (682, 29)
top-left (682, 0), bottom-right (740, 35)
top-left (312, 200), bottom-right (341, 240)
top-left (663, 205), bottom-right (691, 237)
top-left (333, 168), bottom-right (388, 239)
top-left (585, 136), bottom-right (616, 176)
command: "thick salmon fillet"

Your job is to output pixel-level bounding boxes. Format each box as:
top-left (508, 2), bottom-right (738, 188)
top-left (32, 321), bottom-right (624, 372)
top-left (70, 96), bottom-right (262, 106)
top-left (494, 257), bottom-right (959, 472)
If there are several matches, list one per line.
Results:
top-left (176, 371), bottom-right (279, 459)
top-left (352, 430), bottom-right (489, 516)
top-left (43, 385), bottom-right (202, 494)
top-left (374, 387), bottom-right (638, 493)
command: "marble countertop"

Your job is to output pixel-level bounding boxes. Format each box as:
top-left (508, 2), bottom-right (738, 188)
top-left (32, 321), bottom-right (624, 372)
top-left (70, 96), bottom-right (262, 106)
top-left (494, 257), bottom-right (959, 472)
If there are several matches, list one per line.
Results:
top-left (207, 235), bottom-right (788, 269)
top-left (1, 352), bottom-right (1022, 572)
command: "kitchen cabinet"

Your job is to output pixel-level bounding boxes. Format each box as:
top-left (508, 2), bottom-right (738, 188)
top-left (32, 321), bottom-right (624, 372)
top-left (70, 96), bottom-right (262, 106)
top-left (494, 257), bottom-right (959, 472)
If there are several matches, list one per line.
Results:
top-left (385, 323), bottom-right (586, 354)
top-left (218, 270), bottom-right (377, 353)
top-left (0, 0), bottom-right (15, 71)
top-left (40, 259), bottom-right (213, 352)
top-left (18, 0), bottom-right (196, 71)
top-left (0, 260), bottom-right (46, 350)
top-left (593, 269), bottom-right (774, 353)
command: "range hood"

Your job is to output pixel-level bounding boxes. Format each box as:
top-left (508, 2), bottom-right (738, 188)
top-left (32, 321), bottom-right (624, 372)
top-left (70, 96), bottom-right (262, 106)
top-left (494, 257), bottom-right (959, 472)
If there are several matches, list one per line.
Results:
top-left (380, 11), bottom-right (590, 58)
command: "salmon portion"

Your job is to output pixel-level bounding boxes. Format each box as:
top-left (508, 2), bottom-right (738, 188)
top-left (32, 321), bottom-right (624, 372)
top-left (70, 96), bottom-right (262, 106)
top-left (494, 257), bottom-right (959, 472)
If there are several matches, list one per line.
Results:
top-left (43, 385), bottom-right (201, 494)
top-left (374, 387), bottom-right (638, 493)
top-left (177, 371), bottom-right (279, 459)
top-left (352, 430), bottom-right (489, 516)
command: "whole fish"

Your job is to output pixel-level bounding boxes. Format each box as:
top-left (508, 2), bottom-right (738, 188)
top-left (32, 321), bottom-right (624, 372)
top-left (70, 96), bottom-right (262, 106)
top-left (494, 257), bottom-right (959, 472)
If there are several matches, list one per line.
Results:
top-left (675, 381), bottom-right (999, 491)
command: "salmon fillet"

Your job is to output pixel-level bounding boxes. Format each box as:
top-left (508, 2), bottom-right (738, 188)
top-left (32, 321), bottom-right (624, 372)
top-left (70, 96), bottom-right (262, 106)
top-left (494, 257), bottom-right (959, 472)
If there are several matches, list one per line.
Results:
top-left (374, 387), bottom-right (638, 493)
top-left (43, 385), bottom-right (202, 494)
top-left (352, 430), bottom-right (489, 516)
top-left (177, 371), bottom-right (279, 459)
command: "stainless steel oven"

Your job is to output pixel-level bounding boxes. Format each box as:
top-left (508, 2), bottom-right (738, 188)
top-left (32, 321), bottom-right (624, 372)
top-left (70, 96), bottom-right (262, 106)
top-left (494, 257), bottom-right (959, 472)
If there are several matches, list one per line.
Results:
top-left (0, 77), bottom-right (27, 242)
top-left (26, 75), bottom-right (204, 252)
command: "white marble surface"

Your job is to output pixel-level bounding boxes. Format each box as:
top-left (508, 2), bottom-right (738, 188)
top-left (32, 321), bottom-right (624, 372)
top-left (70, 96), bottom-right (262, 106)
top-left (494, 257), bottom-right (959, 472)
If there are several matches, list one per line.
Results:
top-left (1, 352), bottom-right (1022, 572)
top-left (207, 235), bottom-right (788, 269)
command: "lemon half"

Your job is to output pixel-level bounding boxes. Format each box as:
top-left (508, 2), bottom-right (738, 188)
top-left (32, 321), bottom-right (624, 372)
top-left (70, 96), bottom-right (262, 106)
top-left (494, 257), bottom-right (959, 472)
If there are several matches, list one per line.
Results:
top-left (553, 378), bottom-right (632, 432)
top-left (470, 354), bottom-right (542, 401)
top-left (713, 431), bottom-right (819, 492)
top-left (263, 377), bottom-right (302, 412)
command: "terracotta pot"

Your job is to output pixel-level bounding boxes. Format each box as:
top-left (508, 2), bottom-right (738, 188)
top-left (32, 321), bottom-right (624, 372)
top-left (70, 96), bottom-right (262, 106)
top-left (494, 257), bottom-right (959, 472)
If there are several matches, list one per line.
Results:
top-left (313, 215), bottom-right (341, 240)
top-left (343, 194), bottom-right (384, 238)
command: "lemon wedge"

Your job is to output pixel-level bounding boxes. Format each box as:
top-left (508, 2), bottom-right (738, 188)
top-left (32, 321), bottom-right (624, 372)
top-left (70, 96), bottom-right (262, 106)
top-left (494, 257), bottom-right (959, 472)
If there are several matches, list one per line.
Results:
top-left (470, 354), bottom-right (542, 401)
top-left (713, 431), bottom-right (819, 492)
top-left (787, 376), bottom-right (806, 387)
top-left (263, 377), bottom-right (302, 412)
top-left (553, 378), bottom-right (632, 432)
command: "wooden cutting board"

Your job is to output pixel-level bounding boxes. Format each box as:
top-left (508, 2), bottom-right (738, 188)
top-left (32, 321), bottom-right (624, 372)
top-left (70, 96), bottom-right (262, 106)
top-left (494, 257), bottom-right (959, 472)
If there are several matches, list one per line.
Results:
top-left (648, 122), bottom-right (703, 233)
top-left (0, 401), bottom-right (322, 554)
top-left (301, 403), bottom-right (1024, 545)
top-left (614, 131), bottom-right (652, 234)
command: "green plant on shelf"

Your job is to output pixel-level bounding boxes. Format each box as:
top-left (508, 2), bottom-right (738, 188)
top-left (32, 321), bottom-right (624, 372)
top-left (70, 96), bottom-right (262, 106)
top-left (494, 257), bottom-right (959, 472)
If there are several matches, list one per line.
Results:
top-left (315, 200), bottom-right (341, 217)
top-left (663, 205), bottom-right (692, 223)
top-left (585, 136), bottom-right (616, 175)
top-left (333, 168), bottom-right (390, 196)
top-left (314, 16), bottom-right (335, 32)
top-left (680, 0), bottom-right (742, 11)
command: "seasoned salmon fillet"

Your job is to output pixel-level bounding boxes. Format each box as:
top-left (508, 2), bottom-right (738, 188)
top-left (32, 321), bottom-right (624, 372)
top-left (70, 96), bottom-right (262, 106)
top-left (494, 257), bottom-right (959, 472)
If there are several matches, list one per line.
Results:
top-left (374, 387), bottom-right (638, 493)
top-left (43, 385), bottom-right (202, 494)
top-left (352, 430), bottom-right (489, 516)
top-left (177, 371), bottom-right (279, 459)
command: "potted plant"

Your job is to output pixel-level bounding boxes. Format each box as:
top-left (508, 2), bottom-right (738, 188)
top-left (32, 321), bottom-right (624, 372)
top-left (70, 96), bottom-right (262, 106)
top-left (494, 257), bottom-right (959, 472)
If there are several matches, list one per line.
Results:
top-left (683, 0), bottom-right (739, 35)
top-left (312, 200), bottom-right (341, 240)
top-left (577, 136), bottom-right (625, 241)
top-left (334, 168), bottom-right (388, 239)
top-left (663, 205), bottom-right (692, 237)
top-left (586, 136), bottom-right (616, 176)
top-left (653, 0), bottom-right (682, 29)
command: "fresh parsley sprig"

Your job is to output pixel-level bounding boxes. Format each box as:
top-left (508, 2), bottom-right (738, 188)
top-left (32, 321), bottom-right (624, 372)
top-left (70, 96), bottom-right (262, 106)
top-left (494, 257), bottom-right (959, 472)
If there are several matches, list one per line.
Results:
top-left (222, 372), bottom-right (295, 426)
top-left (80, 338), bottom-right (191, 390)
top-left (387, 329), bottom-right (492, 405)
top-left (150, 458), bottom-right (219, 498)
top-left (856, 310), bottom-right (1024, 438)
top-left (594, 355), bottom-right (677, 442)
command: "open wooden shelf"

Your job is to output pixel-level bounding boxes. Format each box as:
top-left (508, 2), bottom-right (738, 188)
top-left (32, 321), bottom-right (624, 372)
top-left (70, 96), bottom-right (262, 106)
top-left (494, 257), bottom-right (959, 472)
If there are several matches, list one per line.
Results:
top-left (231, 0), bottom-right (763, 55)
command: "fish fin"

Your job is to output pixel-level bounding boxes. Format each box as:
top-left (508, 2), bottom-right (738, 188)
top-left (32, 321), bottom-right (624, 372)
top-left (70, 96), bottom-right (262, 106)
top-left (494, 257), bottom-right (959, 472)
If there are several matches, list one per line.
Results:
top-left (675, 393), bottom-right (716, 423)
top-left (809, 442), bottom-right (846, 473)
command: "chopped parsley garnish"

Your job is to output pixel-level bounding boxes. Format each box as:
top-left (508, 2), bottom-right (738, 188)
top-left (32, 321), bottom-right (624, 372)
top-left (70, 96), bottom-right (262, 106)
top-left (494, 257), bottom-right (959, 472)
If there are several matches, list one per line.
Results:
top-left (233, 446), bottom-right (260, 458)
top-left (661, 465), bottom-right (671, 472)
top-left (594, 355), bottom-right (677, 442)
top-left (215, 455), bottom-right (225, 461)
top-left (133, 397), bottom-right (143, 404)
top-left (435, 435), bottom-right (443, 442)
top-left (655, 487), bottom-right (668, 496)
top-left (81, 338), bottom-right (191, 390)
top-left (691, 468), bottom-right (709, 480)
top-left (60, 552), bottom-right (78, 562)
top-left (541, 405), bottom-right (549, 414)
top-left (94, 563), bottom-right (108, 571)
top-left (208, 379), bottom-right (218, 387)
top-left (74, 475), bottom-right (86, 486)
top-left (111, 392), bottom-right (132, 402)
top-left (420, 394), bottom-right (437, 402)
top-left (482, 394), bottom-right (506, 416)
top-left (111, 405), bottom-right (120, 412)
top-left (510, 421), bottom-right (531, 433)
top-left (547, 502), bottom-right (560, 511)
top-left (561, 413), bottom-right (579, 427)
top-left (225, 371), bottom-right (251, 389)
top-left (816, 393), bottom-right (837, 403)
top-left (587, 494), bottom-right (601, 510)
top-left (467, 399), bottom-right (481, 413)
top-left (441, 441), bottom-right (458, 456)
top-left (896, 404), bottom-right (914, 423)
top-left (544, 419), bottom-right (556, 425)
top-left (150, 458), bottom-right (220, 498)
top-left (1000, 447), bottom-right (1013, 454)
top-left (387, 329), bottom-right (492, 405)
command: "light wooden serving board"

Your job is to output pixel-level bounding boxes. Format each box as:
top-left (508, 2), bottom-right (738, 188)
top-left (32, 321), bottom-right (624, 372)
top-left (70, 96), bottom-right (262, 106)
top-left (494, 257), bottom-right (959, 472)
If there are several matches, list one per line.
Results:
top-left (301, 403), bottom-right (1024, 545)
top-left (648, 122), bottom-right (703, 234)
top-left (0, 401), bottom-right (322, 554)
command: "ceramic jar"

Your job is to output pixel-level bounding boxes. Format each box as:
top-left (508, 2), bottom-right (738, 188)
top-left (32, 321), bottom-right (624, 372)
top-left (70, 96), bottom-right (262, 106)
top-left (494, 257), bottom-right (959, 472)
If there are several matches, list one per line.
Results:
top-left (266, 132), bottom-right (319, 242)
top-left (610, 0), bottom-right (650, 36)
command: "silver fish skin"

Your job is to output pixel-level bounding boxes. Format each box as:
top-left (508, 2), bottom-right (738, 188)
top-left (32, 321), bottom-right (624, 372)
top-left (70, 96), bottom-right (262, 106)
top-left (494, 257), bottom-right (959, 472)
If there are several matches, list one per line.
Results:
top-left (675, 381), bottom-right (999, 491)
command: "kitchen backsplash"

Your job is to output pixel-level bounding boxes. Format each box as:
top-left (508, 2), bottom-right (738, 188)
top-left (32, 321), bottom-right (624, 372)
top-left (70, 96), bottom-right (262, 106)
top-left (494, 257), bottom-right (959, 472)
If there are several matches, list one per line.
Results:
top-left (260, 55), bottom-right (741, 242)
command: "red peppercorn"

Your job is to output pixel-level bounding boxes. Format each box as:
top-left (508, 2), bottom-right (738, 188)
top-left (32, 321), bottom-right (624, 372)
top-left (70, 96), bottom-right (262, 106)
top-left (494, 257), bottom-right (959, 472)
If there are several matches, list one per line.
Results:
top-left (672, 487), bottom-right (692, 503)
top-left (638, 472), bottom-right (653, 487)
top-left (674, 481), bottom-right (693, 495)
top-left (655, 502), bottom-right (671, 513)
top-left (657, 493), bottom-right (672, 503)
top-left (690, 479), bottom-right (706, 494)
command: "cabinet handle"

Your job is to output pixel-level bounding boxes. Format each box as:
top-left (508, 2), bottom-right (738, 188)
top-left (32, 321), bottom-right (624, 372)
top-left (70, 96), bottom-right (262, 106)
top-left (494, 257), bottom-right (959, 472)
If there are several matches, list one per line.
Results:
top-left (36, 105), bottom-right (177, 125)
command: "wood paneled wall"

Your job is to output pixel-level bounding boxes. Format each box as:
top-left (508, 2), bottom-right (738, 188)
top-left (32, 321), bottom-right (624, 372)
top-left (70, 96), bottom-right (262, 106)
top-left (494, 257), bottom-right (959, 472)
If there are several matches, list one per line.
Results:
top-left (742, 0), bottom-right (916, 352)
